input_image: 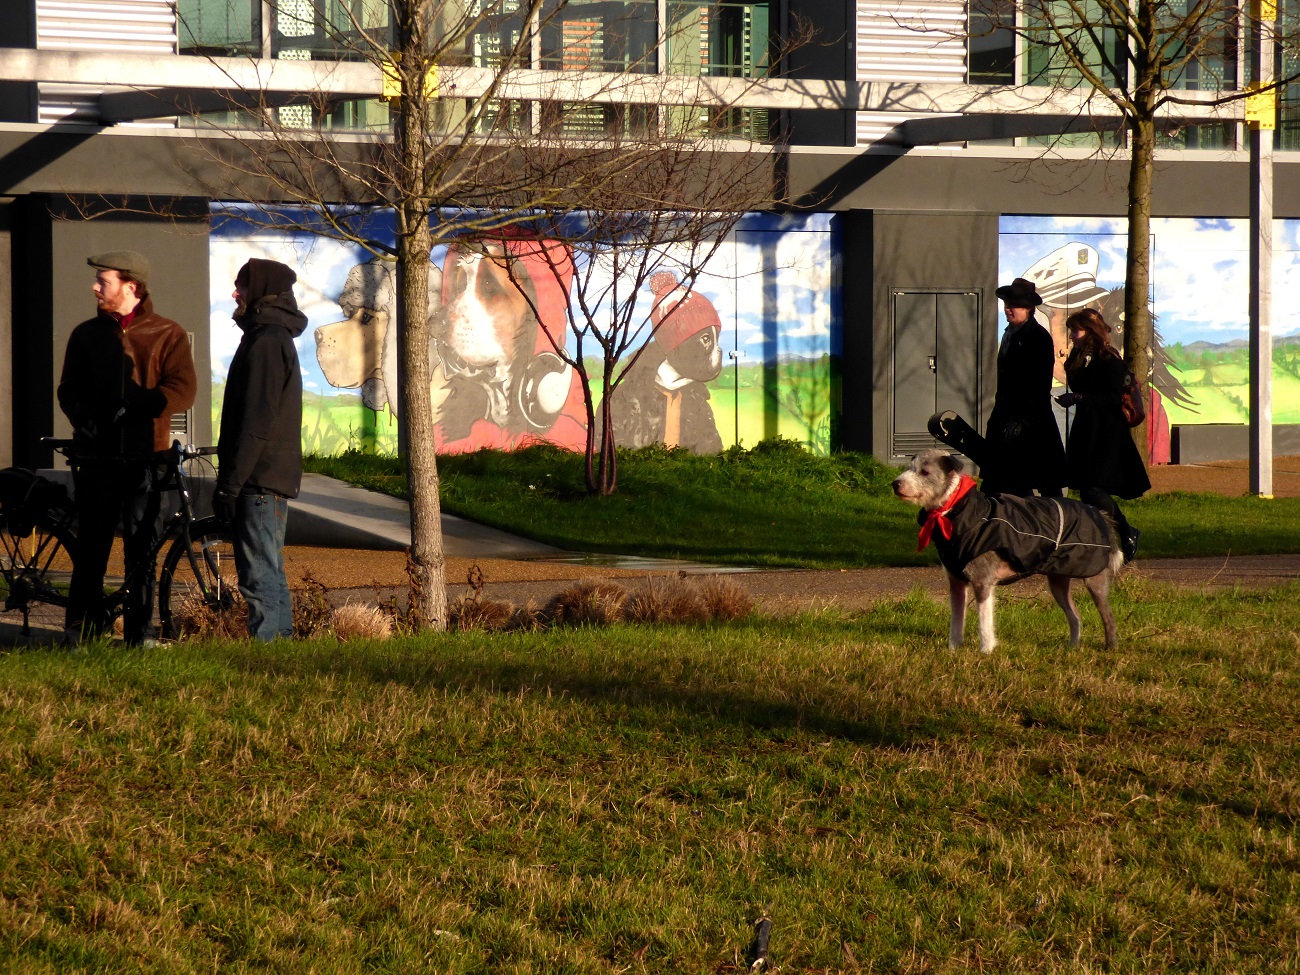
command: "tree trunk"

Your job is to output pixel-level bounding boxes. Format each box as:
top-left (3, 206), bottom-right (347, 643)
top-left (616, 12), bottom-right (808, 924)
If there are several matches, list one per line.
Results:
top-left (1124, 111), bottom-right (1156, 465)
top-left (598, 394), bottom-right (618, 495)
top-left (398, 218), bottom-right (448, 630)
top-left (392, 11), bottom-right (447, 630)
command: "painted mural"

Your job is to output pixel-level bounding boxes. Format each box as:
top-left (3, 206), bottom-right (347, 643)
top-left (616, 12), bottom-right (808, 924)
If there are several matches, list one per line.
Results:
top-left (1001, 215), bottom-right (1300, 464)
top-left (210, 207), bottom-right (838, 456)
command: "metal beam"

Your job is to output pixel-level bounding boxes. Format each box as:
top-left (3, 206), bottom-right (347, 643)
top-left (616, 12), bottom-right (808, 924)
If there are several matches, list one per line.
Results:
top-left (1249, 0), bottom-right (1276, 497)
top-left (0, 47), bottom-right (1249, 122)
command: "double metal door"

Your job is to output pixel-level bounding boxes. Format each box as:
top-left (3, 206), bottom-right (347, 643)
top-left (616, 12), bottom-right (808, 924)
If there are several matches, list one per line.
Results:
top-left (891, 290), bottom-right (982, 457)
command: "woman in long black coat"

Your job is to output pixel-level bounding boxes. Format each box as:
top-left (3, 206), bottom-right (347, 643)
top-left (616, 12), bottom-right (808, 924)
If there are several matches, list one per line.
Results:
top-left (1057, 308), bottom-right (1150, 561)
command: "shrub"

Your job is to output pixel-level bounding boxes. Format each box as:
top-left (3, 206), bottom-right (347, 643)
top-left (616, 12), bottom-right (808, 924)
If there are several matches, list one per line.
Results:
top-left (545, 581), bottom-right (629, 627)
top-left (449, 595), bottom-right (516, 632)
top-left (696, 575), bottom-right (756, 621)
top-left (624, 576), bottom-right (710, 625)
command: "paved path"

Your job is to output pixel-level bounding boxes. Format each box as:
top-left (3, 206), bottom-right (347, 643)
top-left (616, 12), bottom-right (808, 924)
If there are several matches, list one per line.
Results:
top-left (5, 467), bottom-right (1299, 646)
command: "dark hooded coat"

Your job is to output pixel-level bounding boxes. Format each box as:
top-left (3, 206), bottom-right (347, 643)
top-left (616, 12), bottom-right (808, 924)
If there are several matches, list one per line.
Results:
top-left (925, 489), bottom-right (1115, 582)
top-left (218, 259), bottom-right (307, 499)
top-left (982, 319), bottom-right (1067, 496)
top-left (1064, 349), bottom-right (1152, 500)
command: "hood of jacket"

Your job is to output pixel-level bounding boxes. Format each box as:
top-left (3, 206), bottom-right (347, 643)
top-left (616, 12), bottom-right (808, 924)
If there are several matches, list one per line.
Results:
top-left (236, 258), bottom-right (296, 306)
top-left (237, 290), bottom-right (308, 339)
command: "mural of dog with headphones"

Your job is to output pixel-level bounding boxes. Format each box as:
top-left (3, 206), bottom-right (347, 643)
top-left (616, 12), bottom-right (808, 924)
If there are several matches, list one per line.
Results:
top-left (433, 236), bottom-right (586, 453)
top-left (314, 242), bottom-right (586, 454)
top-left (609, 271), bottom-right (725, 453)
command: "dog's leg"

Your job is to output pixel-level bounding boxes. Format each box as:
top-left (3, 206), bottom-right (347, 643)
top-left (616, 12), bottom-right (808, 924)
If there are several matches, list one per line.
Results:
top-left (946, 571), bottom-right (968, 649)
top-left (1083, 572), bottom-right (1119, 650)
top-left (972, 582), bottom-right (997, 654)
top-left (965, 552), bottom-right (1015, 654)
top-left (1047, 575), bottom-right (1082, 648)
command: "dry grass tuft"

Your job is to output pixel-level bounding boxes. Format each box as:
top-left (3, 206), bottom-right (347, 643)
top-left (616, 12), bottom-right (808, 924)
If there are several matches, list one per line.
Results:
top-left (170, 590), bottom-right (249, 641)
top-left (449, 595), bottom-right (516, 632)
top-left (696, 575), bottom-right (756, 621)
top-left (330, 603), bottom-right (393, 641)
top-left (624, 576), bottom-right (710, 625)
top-left (545, 581), bottom-right (629, 627)
top-left (508, 598), bottom-right (546, 632)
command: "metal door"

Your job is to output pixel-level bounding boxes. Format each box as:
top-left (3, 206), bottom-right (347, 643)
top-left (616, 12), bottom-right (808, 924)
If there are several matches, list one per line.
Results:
top-left (891, 290), bottom-right (981, 457)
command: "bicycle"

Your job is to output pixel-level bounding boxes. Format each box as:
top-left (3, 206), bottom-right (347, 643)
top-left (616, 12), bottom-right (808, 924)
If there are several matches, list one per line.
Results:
top-left (0, 439), bottom-right (239, 641)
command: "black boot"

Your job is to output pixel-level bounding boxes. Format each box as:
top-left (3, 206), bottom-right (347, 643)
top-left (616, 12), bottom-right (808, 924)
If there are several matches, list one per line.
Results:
top-left (1121, 526), bottom-right (1141, 564)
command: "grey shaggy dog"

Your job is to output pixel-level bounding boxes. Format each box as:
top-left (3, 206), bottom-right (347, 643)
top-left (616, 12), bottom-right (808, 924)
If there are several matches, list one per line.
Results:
top-left (892, 449), bottom-right (1124, 653)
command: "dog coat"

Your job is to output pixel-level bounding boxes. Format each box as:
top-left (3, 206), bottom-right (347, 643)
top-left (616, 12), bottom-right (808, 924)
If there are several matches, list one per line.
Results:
top-left (921, 490), bottom-right (1114, 581)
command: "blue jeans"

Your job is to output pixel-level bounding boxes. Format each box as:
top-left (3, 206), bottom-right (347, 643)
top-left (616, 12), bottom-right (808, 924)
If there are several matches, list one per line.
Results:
top-left (233, 492), bottom-right (292, 641)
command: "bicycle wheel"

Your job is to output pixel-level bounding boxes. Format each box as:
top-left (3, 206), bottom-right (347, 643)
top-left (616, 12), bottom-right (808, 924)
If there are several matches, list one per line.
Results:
top-left (0, 518), bottom-right (76, 635)
top-left (158, 517), bottom-right (242, 640)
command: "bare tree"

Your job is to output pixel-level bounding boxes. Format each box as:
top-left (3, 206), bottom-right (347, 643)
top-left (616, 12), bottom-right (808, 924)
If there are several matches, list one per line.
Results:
top-left (970, 0), bottom-right (1294, 459)
top-left (183, 0), bottom-right (785, 623)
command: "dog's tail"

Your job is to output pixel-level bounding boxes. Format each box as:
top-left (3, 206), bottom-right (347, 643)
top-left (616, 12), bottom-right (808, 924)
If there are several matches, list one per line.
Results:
top-left (1102, 514), bottom-right (1125, 578)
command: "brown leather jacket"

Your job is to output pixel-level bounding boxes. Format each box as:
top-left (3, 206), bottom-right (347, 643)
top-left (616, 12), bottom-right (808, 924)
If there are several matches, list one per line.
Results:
top-left (57, 297), bottom-right (197, 455)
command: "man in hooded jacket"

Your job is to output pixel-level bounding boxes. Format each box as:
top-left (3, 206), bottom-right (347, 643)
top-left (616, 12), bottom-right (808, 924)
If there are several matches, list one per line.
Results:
top-left (215, 258), bottom-right (306, 641)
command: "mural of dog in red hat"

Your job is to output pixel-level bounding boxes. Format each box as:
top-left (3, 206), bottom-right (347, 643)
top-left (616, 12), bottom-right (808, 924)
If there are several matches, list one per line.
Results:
top-left (609, 271), bottom-right (725, 453)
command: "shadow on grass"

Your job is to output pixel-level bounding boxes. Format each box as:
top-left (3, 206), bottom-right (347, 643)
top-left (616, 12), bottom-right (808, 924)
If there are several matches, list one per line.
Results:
top-left (223, 614), bottom-right (980, 751)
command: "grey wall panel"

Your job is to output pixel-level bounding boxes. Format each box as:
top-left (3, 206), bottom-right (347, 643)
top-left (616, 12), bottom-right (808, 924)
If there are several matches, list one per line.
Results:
top-left (869, 210), bottom-right (998, 460)
top-left (838, 209), bottom-right (874, 451)
top-left (38, 199), bottom-right (211, 463)
top-left (786, 149), bottom-right (1300, 219)
top-left (0, 1), bottom-right (38, 122)
top-left (3, 127), bottom-right (1299, 220)
top-left (0, 200), bottom-right (12, 466)
top-left (10, 195), bottom-right (55, 467)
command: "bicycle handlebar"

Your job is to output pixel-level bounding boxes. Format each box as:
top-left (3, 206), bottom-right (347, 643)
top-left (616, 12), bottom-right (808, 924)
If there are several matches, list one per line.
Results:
top-left (41, 437), bottom-right (218, 465)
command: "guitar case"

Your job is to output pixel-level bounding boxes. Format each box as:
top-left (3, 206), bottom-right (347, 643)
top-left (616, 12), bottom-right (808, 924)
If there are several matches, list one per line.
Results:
top-left (927, 411), bottom-right (989, 469)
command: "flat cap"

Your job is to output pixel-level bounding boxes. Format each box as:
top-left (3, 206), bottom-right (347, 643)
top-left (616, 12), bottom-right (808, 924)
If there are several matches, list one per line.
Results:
top-left (88, 250), bottom-right (151, 289)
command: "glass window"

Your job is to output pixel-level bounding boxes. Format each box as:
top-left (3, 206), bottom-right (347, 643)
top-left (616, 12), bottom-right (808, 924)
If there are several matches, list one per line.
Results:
top-left (178, 0), bottom-right (261, 57)
top-left (967, 0), bottom-right (1016, 84)
top-left (539, 0), bottom-right (659, 73)
top-left (1278, 0), bottom-right (1300, 148)
top-left (664, 1), bottom-right (770, 139)
top-left (665, 0), bottom-right (769, 78)
top-left (1024, 0), bottom-right (1126, 90)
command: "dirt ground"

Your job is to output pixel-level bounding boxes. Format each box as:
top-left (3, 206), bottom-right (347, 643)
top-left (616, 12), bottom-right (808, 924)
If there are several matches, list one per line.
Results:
top-left (283, 457), bottom-right (1300, 614)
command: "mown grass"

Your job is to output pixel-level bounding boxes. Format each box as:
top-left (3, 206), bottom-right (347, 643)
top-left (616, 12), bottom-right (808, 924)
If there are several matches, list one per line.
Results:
top-left (3, 579), bottom-right (1299, 973)
top-left (305, 441), bottom-right (1300, 567)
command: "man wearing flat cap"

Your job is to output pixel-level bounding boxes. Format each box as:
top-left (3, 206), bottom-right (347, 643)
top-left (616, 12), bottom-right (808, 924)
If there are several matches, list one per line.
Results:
top-left (980, 277), bottom-right (1066, 497)
top-left (57, 250), bottom-right (197, 644)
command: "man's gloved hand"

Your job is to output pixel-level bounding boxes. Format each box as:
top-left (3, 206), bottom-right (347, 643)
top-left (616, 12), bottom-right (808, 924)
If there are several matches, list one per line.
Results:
top-left (1001, 419), bottom-right (1025, 443)
top-left (1055, 392), bottom-right (1084, 408)
top-left (213, 489), bottom-right (238, 526)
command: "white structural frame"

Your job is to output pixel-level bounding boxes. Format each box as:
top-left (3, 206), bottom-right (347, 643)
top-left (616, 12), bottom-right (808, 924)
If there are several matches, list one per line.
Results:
top-left (0, 47), bottom-right (1245, 134)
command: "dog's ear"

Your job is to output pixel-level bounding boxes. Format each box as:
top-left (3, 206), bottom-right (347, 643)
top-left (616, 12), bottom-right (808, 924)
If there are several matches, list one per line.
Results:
top-left (940, 452), bottom-right (966, 476)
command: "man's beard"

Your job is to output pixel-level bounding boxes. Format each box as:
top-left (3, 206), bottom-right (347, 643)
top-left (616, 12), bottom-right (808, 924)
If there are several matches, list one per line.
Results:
top-left (233, 300), bottom-right (248, 319)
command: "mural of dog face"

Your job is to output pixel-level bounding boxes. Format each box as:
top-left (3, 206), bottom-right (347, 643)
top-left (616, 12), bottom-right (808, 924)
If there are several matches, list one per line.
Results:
top-left (433, 239), bottom-right (576, 443)
top-left (314, 259), bottom-right (443, 415)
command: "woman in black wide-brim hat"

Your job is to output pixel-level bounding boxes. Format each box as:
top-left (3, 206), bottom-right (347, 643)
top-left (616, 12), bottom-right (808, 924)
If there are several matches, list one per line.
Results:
top-left (981, 277), bottom-right (1067, 498)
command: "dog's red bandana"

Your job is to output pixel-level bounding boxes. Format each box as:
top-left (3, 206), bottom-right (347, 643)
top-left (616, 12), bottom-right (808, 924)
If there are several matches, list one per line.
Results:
top-left (916, 475), bottom-right (978, 551)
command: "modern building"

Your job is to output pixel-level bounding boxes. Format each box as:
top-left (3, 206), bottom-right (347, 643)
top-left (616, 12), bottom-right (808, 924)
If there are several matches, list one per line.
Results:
top-left (1, 0), bottom-right (1296, 469)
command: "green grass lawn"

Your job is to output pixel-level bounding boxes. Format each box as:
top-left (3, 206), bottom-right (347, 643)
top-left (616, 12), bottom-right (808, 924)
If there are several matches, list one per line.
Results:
top-left (305, 440), bottom-right (1300, 567)
top-left (3, 581), bottom-right (1299, 972)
